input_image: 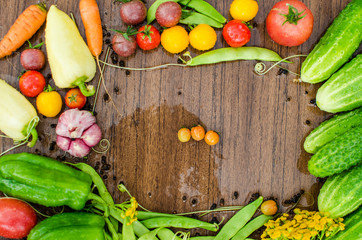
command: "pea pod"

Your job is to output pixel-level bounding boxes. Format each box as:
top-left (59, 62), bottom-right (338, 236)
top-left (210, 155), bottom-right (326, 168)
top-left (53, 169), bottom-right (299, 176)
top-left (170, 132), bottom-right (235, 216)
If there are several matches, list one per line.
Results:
top-left (179, 0), bottom-right (226, 23)
top-left (147, 0), bottom-right (180, 24)
top-left (180, 11), bottom-right (224, 28)
top-left (28, 212), bottom-right (105, 240)
top-left (157, 228), bottom-right (182, 240)
top-left (141, 216), bottom-right (218, 232)
top-left (186, 47), bottom-right (284, 66)
top-left (231, 214), bottom-right (273, 240)
top-left (214, 197), bottom-right (263, 240)
top-left (0, 153), bottom-right (92, 210)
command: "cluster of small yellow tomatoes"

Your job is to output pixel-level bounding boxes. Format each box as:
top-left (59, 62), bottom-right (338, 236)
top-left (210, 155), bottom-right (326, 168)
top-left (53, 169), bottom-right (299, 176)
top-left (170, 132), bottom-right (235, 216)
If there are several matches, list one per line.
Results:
top-left (178, 125), bottom-right (220, 146)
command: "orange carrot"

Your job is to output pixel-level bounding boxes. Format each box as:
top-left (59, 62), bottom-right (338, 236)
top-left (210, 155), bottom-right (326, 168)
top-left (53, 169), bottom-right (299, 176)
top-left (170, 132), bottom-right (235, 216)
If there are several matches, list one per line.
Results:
top-left (79, 0), bottom-right (103, 57)
top-left (0, 3), bottom-right (46, 59)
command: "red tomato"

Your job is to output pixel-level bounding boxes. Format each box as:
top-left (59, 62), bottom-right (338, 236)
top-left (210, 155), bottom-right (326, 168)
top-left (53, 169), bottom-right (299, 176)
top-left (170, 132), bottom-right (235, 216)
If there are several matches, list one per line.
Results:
top-left (19, 70), bottom-right (46, 97)
top-left (0, 198), bottom-right (37, 239)
top-left (65, 88), bottom-right (87, 109)
top-left (136, 25), bottom-right (161, 50)
top-left (266, 0), bottom-right (314, 47)
top-left (222, 20), bottom-right (251, 47)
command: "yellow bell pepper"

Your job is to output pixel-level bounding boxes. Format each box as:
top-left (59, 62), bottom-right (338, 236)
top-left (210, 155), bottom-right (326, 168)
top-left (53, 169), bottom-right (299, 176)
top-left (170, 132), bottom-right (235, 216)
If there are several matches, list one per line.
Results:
top-left (0, 80), bottom-right (39, 147)
top-left (45, 5), bottom-right (96, 96)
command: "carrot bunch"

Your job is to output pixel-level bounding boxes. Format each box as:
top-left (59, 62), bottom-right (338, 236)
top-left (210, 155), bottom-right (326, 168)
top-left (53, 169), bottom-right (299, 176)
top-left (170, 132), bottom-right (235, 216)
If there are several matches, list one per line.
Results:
top-left (0, 3), bottom-right (47, 59)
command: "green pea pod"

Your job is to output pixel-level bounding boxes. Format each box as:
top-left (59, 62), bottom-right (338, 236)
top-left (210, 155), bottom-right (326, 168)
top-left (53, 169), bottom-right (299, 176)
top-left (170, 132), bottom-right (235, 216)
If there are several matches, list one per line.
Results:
top-left (0, 153), bottom-right (92, 210)
top-left (123, 217), bottom-right (136, 240)
top-left (147, 0), bottom-right (180, 24)
top-left (157, 228), bottom-right (182, 240)
top-left (231, 214), bottom-right (273, 240)
top-left (180, 11), bottom-right (224, 28)
top-left (179, 0), bottom-right (226, 23)
top-left (137, 211), bottom-right (179, 220)
top-left (71, 162), bottom-right (114, 206)
top-left (186, 47), bottom-right (284, 66)
top-left (139, 228), bottom-right (164, 240)
top-left (28, 212), bottom-right (105, 240)
top-left (214, 197), bottom-right (264, 240)
top-left (190, 237), bottom-right (215, 240)
top-left (141, 216), bottom-right (218, 232)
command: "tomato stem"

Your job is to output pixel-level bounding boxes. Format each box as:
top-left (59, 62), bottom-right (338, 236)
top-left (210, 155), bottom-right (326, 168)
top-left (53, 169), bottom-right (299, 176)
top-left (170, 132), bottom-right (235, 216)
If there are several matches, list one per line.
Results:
top-left (280, 4), bottom-right (306, 25)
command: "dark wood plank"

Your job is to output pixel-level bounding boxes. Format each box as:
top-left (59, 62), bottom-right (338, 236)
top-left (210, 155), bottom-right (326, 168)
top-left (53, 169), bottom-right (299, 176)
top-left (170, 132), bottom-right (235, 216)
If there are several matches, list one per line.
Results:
top-left (0, 0), bottom-right (350, 238)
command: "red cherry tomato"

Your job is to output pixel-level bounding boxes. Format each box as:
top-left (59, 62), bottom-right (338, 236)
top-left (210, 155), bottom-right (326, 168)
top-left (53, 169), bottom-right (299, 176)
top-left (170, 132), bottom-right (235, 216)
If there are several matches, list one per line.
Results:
top-left (266, 0), bottom-right (314, 47)
top-left (0, 198), bottom-right (37, 239)
top-left (222, 20), bottom-right (251, 47)
top-left (65, 88), bottom-right (87, 109)
top-left (19, 70), bottom-right (46, 97)
top-left (136, 25), bottom-right (161, 51)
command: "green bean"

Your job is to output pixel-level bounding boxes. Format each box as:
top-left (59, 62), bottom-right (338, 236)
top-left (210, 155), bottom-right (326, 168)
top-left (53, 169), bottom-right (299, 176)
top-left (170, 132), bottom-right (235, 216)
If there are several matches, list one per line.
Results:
top-left (179, 12), bottom-right (224, 28)
top-left (105, 217), bottom-right (120, 240)
top-left (214, 197), bottom-right (263, 240)
top-left (110, 216), bottom-right (119, 233)
top-left (147, 0), bottom-right (180, 24)
top-left (72, 162), bottom-right (114, 206)
top-left (231, 215), bottom-right (273, 240)
top-left (141, 216), bottom-right (218, 232)
top-left (157, 228), bottom-right (182, 240)
top-left (179, 0), bottom-right (226, 23)
top-left (186, 47), bottom-right (285, 66)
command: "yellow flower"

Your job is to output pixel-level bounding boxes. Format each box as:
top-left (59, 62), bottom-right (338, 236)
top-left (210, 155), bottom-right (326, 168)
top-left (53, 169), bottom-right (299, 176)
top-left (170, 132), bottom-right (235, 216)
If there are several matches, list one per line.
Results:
top-left (271, 231), bottom-right (281, 238)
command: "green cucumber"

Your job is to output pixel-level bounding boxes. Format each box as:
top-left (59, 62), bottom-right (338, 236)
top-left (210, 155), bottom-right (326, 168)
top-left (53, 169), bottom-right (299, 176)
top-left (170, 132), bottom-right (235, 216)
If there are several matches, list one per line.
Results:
top-left (304, 108), bottom-right (362, 154)
top-left (318, 164), bottom-right (362, 218)
top-left (301, 0), bottom-right (362, 83)
top-left (328, 207), bottom-right (362, 240)
top-left (316, 54), bottom-right (362, 113)
top-left (308, 125), bottom-right (362, 178)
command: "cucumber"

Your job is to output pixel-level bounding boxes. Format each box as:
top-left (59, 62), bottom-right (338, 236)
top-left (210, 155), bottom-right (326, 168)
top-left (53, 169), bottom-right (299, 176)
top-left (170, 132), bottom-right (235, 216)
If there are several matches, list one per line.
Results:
top-left (308, 125), bottom-right (362, 177)
top-left (318, 164), bottom-right (362, 218)
top-left (304, 108), bottom-right (362, 154)
top-left (328, 207), bottom-right (362, 240)
top-left (301, 0), bottom-right (362, 83)
top-left (316, 54), bottom-right (362, 113)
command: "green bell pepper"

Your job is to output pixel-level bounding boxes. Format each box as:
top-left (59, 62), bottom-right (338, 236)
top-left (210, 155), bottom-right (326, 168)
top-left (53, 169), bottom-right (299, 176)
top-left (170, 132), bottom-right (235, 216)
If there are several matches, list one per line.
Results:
top-left (0, 153), bottom-right (92, 210)
top-left (28, 212), bottom-right (106, 240)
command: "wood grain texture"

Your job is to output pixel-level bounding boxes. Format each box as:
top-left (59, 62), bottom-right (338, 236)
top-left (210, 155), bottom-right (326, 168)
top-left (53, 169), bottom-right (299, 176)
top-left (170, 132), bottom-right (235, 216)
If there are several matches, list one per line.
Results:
top-left (0, 0), bottom-right (351, 238)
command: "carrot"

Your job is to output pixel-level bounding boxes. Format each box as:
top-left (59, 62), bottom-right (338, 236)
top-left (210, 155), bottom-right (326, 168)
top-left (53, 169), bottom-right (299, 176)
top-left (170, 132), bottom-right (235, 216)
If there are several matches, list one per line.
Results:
top-left (0, 3), bottom-right (46, 59)
top-left (79, 0), bottom-right (103, 57)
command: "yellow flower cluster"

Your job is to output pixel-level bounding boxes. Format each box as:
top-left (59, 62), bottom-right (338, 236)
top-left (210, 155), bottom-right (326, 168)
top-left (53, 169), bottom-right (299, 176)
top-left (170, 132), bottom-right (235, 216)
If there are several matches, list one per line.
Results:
top-left (119, 197), bottom-right (139, 225)
top-left (261, 209), bottom-right (345, 240)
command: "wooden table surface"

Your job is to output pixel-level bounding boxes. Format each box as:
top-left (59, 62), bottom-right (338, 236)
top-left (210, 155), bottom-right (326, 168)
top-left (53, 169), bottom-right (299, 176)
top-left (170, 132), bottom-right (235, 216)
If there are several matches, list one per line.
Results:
top-left (0, 0), bottom-right (351, 238)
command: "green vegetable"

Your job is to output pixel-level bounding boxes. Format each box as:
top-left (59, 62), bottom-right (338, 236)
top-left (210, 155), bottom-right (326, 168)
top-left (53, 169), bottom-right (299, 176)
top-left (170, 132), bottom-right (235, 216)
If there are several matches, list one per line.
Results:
top-left (301, 0), bottom-right (362, 83)
top-left (180, 11), bottom-right (224, 28)
top-left (186, 47), bottom-right (284, 66)
top-left (231, 215), bottom-right (273, 240)
top-left (179, 0), bottom-right (226, 23)
top-left (28, 212), bottom-right (105, 240)
top-left (0, 153), bottom-right (92, 210)
top-left (0, 79), bottom-right (39, 148)
top-left (141, 216), bottom-right (218, 232)
top-left (215, 197), bottom-right (263, 240)
top-left (329, 207), bottom-right (362, 240)
top-left (308, 126), bottom-right (362, 177)
top-left (316, 54), bottom-right (362, 113)
top-left (147, 0), bottom-right (180, 24)
top-left (157, 228), bottom-right (182, 240)
top-left (304, 107), bottom-right (362, 154)
top-left (46, 5), bottom-right (96, 96)
top-left (318, 164), bottom-right (362, 218)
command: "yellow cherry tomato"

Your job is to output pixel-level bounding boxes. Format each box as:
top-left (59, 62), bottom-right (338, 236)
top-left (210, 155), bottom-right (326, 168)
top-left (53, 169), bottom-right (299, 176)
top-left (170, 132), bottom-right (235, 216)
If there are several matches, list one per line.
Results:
top-left (230, 0), bottom-right (259, 22)
top-left (189, 24), bottom-right (217, 51)
top-left (161, 26), bottom-right (189, 54)
top-left (260, 200), bottom-right (278, 216)
top-left (204, 130), bottom-right (220, 146)
top-left (36, 86), bottom-right (62, 117)
top-left (191, 125), bottom-right (205, 141)
top-left (178, 128), bottom-right (191, 143)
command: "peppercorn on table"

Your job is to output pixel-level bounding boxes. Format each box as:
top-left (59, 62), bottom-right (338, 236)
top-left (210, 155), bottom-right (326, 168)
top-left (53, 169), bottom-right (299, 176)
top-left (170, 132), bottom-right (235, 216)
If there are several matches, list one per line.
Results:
top-left (0, 0), bottom-right (352, 239)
